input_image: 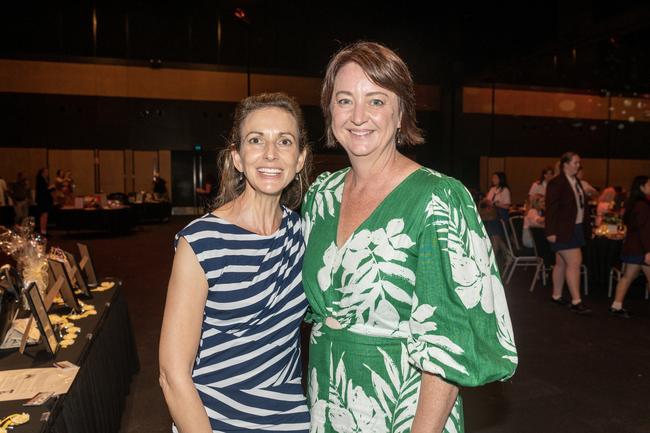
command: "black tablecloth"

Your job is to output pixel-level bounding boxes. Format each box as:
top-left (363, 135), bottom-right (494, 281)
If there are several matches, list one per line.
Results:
top-left (53, 208), bottom-right (136, 233)
top-left (583, 236), bottom-right (624, 289)
top-left (130, 202), bottom-right (171, 223)
top-left (0, 285), bottom-right (139, 433)
top-left (0, 206), bottom-right (14, 227)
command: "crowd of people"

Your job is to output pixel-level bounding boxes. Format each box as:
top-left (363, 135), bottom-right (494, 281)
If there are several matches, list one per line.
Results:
top-left (478, 155), bottom-right (650, 318)
top-left (0, 168), bottom-right (76, 235)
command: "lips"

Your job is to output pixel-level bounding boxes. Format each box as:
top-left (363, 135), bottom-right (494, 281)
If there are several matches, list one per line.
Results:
top-left (348, 129), bottom-right (373, 136)
top-left (257, 167), bottom-right (283, 176)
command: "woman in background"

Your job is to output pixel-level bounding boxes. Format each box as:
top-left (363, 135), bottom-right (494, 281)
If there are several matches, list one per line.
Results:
top-left (35, 168), bottom-right (55, 236)
top-left (484, 171), bottom-right (512, 261)
top-left (609, 175), bottom-right (650, 318)
top-left (545, 152), bottom-right (590, 314)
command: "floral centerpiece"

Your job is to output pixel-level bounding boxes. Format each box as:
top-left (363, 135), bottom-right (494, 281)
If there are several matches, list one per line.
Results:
top-left (0, 218), bottom-right (49, 296)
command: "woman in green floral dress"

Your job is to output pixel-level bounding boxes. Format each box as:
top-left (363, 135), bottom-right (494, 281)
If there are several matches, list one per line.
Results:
top-left (302, 42), bottom-right (518, 433)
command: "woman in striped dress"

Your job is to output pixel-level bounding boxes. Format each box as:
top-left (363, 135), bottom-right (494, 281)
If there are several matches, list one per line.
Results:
top-left (160, 93), bottom-right (312, 433)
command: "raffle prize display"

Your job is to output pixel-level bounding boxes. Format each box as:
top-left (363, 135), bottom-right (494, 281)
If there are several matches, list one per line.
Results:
top-left (0, 220), bottom-right (123, 431)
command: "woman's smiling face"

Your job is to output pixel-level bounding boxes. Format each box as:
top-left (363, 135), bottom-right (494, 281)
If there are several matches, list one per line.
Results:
top-left (330, 62), bottom-right (401, 158)
top-left (232, 107), bottom-right (305, 199)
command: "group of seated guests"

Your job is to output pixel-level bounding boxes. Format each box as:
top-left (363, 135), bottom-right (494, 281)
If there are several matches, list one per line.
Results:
top-left (479, 152), bottom-right (650, 318)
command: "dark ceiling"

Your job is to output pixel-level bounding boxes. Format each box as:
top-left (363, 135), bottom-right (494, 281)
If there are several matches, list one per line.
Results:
top-left (2, 1), bottom-right (649, 93)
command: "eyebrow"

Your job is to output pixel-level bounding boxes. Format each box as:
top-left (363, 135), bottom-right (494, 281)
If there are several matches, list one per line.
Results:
top-left (245, 131), bottom-right (296, 138)
top-left (334, 90), bottom-right (389, 98)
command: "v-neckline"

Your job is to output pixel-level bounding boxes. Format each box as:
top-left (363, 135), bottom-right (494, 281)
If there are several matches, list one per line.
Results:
top-left (334, 167), bottom-right (423, 251)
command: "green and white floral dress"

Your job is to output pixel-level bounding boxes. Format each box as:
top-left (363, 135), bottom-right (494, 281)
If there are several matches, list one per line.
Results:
top-left (302, 167), bottom-right (517, 433)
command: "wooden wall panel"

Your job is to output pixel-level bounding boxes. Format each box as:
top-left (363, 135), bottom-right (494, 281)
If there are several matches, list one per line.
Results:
top-left (608, 159), bottom-right (650, 191)
top-left (133, 151), bottom-right (158, 193)
top-left (504, 157), bottom-right (558, 204)
top-left (580, 159), bottom-right (607, 191)
top-left (0, 148), bottom-right (47, 185)
top-left (0, 59), bottom-right (439, 111)
top-left (99, 150), bottom-right (125, 194)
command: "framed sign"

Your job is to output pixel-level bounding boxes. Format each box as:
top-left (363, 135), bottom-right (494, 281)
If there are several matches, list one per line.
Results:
top-left (63, 251), bottom-right (91, 297)
top-left (77, 243), bottom-right (98, 287)
top-left (48, 258), bottom-right (81, 314)
top-left (24, 282), bottom-right (59, 355)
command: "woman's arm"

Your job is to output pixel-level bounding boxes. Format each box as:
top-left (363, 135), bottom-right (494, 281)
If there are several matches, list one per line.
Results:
top-left (410, 372), bottom-right (459, 433)
top-left (159, 238), bottom-right (212, 433)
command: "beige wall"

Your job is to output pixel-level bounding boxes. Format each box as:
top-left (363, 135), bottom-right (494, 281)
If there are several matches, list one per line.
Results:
top-left (480, 156), bottom-right (650, 204)
top-left (0, 148), bottom-right (47, 186)
top-left (0, 59), bottom-right (440, 110)
top-left (99, 150), bottom-right (125, 194)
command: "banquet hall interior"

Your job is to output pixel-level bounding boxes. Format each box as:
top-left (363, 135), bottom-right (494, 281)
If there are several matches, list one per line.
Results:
top-left (1, 2), bottom-right (650, 433)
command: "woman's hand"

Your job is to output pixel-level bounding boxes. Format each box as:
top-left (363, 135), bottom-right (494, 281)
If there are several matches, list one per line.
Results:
top-left (546, 235), bottom-right (557, 243)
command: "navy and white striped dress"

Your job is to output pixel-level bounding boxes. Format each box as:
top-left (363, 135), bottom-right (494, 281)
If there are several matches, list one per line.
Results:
top-left (174, 206), bottom-right (310, 433)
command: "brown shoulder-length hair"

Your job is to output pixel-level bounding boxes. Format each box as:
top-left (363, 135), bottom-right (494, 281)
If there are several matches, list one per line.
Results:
top-left (212, 92), bottom-right (312, 211)
top-left (320, 41), bottom-right (424, 148)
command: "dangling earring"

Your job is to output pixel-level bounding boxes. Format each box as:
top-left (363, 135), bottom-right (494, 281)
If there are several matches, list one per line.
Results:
top-left (238, 171), bottom-right (243, 182)
top-left (395, 128), bottom-right (401, 146)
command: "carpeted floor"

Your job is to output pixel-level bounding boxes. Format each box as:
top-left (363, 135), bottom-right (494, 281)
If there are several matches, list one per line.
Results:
top-left (48, 216), bottom-right (650, 433)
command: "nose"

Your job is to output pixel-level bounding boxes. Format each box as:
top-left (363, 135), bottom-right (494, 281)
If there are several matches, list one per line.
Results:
top-left (351, 102), bottom-right (368, 126)
top-left (264, 142), bottom-right (278, 160)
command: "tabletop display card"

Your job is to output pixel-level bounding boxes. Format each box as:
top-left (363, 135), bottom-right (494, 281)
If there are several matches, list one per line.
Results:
top-left (63, 251), bottom-right (91, 298)
top-left (24, 282), bottom-right (59, 355)
top-left (47, 259), bottom-right (81, 314)
top-left (77, 243), bottom-right (98, 287)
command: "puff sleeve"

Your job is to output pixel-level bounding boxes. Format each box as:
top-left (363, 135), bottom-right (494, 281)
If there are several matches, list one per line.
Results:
top-left (407, 178), bottom-right (518, 387)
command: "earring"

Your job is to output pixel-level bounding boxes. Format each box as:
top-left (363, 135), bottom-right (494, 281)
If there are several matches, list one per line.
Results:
top-left (239, 172), bottom-right (243, 181)
top-left (395, 128), bottom-right (401, 146)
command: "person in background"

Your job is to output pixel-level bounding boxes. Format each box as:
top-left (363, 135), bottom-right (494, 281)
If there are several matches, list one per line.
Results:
top-left (63, 170), bottom-right (75, 206)
top-left (152, 172), bottom-right (169, 201)
top-left (53, 169), bottom-right (66, 207)
top-left (609, 175), bottom-right (650, 318)
top-left (595, 187), bottom-right (617, 226)
top-left (545, 152), bottom-right (591, 314)
top-left (522, 196), bottom-right (545, 248)
top-left (576, 167), bottom-right (598, 198)
top-left (302, 41), bottom-right (516, 433)
top-left (484, 171), bottom-right (512, 261)
top-left (159, 92), bottom-right (311, 433)
top-left (528, 166), bottom-right (554, 203)
top-left (0, 176), bottom-right (7, 207)
top-left (35, 168), bottom-right (55, 236)
top-left (9, 172), bottom-right (31, 225)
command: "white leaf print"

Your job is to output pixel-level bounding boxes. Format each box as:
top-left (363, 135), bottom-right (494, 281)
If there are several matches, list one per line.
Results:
top-left (367, 369), bottom-right (395, 416)
top-left (381, 280), bottom-right (411, 304)
top-left (378, 347), bottom-right (400, 390)
top-left (389, 234), bottom-right (415, 250)
top-left (347, 229), bottom-right (372, 251)
top-left (424, 346), bottom-right (469, 376)
top-left (335, 357), bottom-right (347, 400)
top-left (386, 219), bottom-right (404, 237)
top-left (324, 190), bottom-right (335, 216)
top-left (309, 369), bottom-right (326, 433)
top-left (420, 334), bottom-right (465, 355)
top-left (378, 262), bottom-right (416, 284)
top-left (371, 299), bottom-right (400, 330)
top-left (317, 243), bottom-right (339, 291)
top-left (315, 193), bottom-right (324, 219)
top-left (411, 303), bottom-right (435, 323)
top-left (329, 406), bottom-right (356, 432)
